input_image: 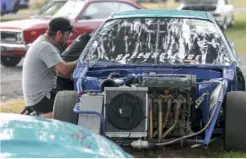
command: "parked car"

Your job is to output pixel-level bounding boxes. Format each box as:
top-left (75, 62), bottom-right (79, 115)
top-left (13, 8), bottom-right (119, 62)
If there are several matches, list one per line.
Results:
top-left (0, 0), bottom-right (143, 67)
top-left (177, 0), bottom-right (235, 30)
top-left (53, 9), bottom-right (246, 151)
top-left (18, 0), bottom-right (30, 9)
top-left (1, 0), bottom-right (29, 15)
top-left (0, 113), bottom-right (133, 158)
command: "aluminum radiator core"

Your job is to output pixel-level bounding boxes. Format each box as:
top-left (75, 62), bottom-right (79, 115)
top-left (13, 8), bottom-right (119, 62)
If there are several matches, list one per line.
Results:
top-left (104, 87), bottom-right (148, 138)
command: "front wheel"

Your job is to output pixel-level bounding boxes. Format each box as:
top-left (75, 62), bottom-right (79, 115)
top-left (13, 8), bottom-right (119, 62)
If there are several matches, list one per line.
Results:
top-left (53, 91), bottom-right (79, 125)
top-left (224, 91), bottom-right (246, 151)
top-left (1, 56), bottom-right (22, 67)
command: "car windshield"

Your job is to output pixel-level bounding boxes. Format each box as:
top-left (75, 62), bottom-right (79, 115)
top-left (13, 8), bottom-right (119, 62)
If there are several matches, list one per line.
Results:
top-left (37, 0), bottom-right (85, 19)
top-left (82, 18), bottom-right (231, 65)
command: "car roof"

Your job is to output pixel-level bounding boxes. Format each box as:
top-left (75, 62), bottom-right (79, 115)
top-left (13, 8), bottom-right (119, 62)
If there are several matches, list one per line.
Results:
top-left (110, 9), bottom-right (215, 22)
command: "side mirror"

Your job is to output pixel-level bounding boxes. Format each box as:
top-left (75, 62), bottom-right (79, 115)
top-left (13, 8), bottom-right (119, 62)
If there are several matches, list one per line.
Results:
top-left (227, 40), bottom-right (241, 65)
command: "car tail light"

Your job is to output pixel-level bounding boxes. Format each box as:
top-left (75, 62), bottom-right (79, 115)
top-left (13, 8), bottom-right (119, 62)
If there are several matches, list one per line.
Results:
top-left (30, 31), bottom-right (37, 36)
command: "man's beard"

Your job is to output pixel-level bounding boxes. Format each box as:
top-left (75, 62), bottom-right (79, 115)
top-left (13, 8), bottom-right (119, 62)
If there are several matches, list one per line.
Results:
top-left (58, 37), bottom-right (66, 47)
top-left (55, 38), bottom-right (67, 53)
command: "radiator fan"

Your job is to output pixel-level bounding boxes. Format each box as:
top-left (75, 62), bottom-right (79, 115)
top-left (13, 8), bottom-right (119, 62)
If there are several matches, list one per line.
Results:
top-left (104, 87), bottom-right (148, 138)
top-left (107, 93), bottom-right (143, 130)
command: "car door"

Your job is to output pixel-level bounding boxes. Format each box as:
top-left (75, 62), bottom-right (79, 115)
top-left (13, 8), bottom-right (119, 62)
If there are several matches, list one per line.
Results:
top-left (71, 1), bottom-right (138, 45)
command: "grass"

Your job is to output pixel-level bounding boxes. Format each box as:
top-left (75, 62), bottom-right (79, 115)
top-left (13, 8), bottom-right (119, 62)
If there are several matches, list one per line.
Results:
top-left (231, 0), bottom-right (246, 8)
top-left (225, 12), bottom-right (246, 55)
top-left (0, 99), bottom-right (25, 113)
top-left (211, 151), bottom-right (246, 158)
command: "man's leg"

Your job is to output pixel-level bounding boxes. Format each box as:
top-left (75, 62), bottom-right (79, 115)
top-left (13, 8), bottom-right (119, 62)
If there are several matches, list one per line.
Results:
top-left (30, 96), bottom-right (55, 119)
top-left (40, 112), bottom-right (53, 118)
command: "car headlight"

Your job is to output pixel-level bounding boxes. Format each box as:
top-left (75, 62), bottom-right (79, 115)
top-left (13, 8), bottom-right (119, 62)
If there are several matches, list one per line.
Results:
top-left (16, 32), bottom-right (24, 43)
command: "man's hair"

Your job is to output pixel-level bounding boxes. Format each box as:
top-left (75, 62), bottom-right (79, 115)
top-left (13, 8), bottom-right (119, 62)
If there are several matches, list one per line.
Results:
top-left (47, 17), bottom-right (75, 37)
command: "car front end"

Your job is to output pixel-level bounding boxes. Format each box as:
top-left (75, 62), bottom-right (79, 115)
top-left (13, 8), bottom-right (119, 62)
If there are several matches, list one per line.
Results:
top-left (53, 10), bottom-right (246, 151)
top-left (0, 29), bottom-right (29, 57)
top-left (0, 23), bottom-right (47, 66)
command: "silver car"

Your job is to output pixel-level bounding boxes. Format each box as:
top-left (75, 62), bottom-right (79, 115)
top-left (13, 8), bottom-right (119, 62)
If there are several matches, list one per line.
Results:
top-left (178, 0), bottom-right (235, 30)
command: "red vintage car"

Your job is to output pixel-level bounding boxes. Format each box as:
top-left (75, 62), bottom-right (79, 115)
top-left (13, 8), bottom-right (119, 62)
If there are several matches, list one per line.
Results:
top-left (0, 0), bottom-right (143, 67)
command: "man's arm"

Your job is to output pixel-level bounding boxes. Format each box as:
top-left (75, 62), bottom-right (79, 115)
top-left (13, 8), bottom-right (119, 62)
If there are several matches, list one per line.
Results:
top-left (55, 60), bottom-right (78, 77)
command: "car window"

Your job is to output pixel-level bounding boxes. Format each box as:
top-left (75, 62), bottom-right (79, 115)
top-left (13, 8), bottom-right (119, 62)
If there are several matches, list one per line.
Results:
top-left (53, 1), bottom-right (85, 19)
top-left (81, 18), bottom-right (232, 66)
top-left (37, 0), bottom-right (85, 19)
top-left (80, 2), bottom-right (116, 20)
top-left (116, 2), bottom-right (137, 12)
top-left (79, 2), bottom-right (138, 20)
top-left (38, 1), bottom-right (66, 16)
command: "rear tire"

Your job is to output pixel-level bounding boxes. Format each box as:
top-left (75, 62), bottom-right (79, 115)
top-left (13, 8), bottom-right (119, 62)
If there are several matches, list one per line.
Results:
top-left (53, 91), bottom-right (79, 125)
top-left (224, 91), bottom-right (246, 151)
top-left (1, 56), bottom-right (22, 67)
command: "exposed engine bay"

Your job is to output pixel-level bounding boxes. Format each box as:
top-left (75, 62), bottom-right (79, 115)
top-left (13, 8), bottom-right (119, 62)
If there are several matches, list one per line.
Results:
top-left (103, 74), bottom-right (196, 139)
top-left (76, 72), bottom-right (210, 149)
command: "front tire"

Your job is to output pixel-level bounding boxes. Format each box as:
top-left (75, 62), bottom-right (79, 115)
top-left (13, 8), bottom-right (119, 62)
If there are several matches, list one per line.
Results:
top-left (1, 56), bottom-right (22, 67)
top-left (53, 91), bottom-right (79, 125)
top-left (224, 91), bottom-right (246, 151)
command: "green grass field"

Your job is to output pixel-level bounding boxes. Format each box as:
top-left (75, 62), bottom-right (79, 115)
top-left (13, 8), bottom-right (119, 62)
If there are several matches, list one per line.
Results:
top-left (225, 12), bottom-right (246, 55)
top-left (211, 151), bottom-right (246, 158)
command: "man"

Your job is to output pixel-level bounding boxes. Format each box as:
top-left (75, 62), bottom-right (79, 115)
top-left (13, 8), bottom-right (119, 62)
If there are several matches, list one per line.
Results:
top-left (22, 17), bottom-right (78, 118)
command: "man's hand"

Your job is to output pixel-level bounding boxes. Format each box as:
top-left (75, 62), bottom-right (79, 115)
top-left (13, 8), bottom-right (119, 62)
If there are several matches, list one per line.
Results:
top-left (56, 70), bottom-right (72, 80)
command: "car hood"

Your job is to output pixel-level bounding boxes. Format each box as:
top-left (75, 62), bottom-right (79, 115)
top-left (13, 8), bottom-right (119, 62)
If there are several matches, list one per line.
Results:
top-left (0, 18), bottom-right (49, 31)
top-left (0, 113), bottom-right (132, 158)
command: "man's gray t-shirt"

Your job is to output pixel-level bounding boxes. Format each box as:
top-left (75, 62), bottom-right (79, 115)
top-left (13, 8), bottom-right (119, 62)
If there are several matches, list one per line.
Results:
top-left (22, 35), bottom-right (63, 106)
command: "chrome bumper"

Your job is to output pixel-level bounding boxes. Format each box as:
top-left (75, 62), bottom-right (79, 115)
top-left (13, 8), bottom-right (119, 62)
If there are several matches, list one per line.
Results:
top-left (0, 43), bottom-right (31, 51)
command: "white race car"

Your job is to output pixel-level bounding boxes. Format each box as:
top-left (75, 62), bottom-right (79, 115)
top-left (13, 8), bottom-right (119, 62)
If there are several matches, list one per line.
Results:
top-left (178, 0), bottom-right (235, 30)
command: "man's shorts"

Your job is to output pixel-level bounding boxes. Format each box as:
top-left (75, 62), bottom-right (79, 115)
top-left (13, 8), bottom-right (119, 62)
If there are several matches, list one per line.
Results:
top-left (28, 89), bottom-right (57, 113)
